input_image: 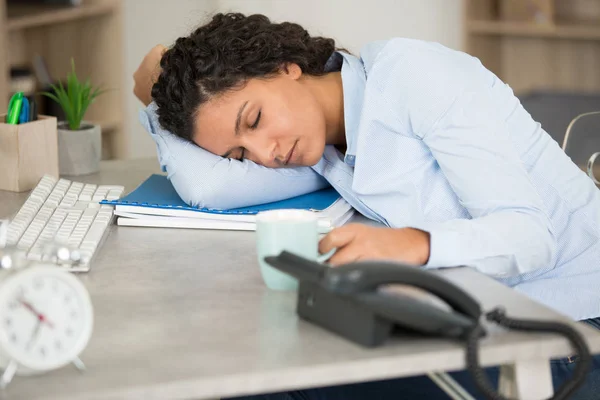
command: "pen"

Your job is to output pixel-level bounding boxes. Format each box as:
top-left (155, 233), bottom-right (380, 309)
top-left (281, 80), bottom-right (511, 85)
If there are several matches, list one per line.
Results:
top-left (6, 92), bottom-right (24, 125)
top-left (18, 97), bottom-right (30, 124)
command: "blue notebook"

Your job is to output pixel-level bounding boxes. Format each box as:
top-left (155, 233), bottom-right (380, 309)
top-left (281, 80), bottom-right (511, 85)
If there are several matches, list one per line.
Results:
top-left (99, 175), bottom-right (354, 231)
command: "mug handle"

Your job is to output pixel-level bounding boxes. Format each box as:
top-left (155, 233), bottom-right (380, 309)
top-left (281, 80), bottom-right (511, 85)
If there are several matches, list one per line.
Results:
top-left (317, 248), bottom-right (337, 263)
top-left (587, 152), bottom-right (600, 185)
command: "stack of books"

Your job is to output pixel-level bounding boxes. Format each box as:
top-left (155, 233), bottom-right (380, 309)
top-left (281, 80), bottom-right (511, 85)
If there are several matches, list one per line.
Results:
top-left (100, 174), bottom-right (355, 233)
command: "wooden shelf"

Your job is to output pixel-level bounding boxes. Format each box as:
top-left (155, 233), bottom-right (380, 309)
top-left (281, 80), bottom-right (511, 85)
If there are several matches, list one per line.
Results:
top-left (468, 20), bottom-right (600, 40)
top-left (1, 0), bottom-right (125, 158)
top-left (465, 1), bottom-right (600, 102)
top-left (7, 0), bottom-right (117, 31)
top-left (99, 119), bottom-right (120, 134)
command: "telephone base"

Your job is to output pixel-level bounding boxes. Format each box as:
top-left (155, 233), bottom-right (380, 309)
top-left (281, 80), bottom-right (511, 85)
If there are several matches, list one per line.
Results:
top-left (297, 281), bottom-right (393, 347)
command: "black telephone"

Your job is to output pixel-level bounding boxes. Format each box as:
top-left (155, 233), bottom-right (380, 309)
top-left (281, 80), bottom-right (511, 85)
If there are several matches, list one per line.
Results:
top-left (264, 251), bottom-right (592, 400)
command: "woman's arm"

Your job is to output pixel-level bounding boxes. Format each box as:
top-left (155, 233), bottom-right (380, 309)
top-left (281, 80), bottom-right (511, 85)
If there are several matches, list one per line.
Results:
top-left (391, 45), bottom-right (558, 277)
top-left (420, 87), bottom-right (557, 277)
top-left (133, 44), bottom-right (166, 106)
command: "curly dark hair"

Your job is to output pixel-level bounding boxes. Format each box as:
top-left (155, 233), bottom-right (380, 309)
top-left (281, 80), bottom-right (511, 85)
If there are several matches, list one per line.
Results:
top-left (151, 12), bottom-right (337, 142)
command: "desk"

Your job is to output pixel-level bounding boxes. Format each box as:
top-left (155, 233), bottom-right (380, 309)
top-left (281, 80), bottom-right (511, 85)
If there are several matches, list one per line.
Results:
top-left (1, 158), bottom-right (600, 400)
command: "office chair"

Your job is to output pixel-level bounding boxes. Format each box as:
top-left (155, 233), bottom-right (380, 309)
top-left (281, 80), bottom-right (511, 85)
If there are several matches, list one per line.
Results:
top-left (562, 111), bottom-right (600, 185)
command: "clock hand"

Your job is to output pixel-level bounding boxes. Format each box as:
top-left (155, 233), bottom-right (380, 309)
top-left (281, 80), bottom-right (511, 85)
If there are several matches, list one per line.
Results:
top-left (26, 319), bottom-right (42, 351)
top-left (18, 299), bottom-right (54, 329)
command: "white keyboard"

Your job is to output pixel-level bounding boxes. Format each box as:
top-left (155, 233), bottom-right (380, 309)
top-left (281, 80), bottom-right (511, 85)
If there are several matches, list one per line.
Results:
top-left (4, 175), bottom-right (124, 272)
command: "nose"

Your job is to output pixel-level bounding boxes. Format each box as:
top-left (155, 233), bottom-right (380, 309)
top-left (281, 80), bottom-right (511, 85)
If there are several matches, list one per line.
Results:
top-left (244, 137), bottom-right (281, 167)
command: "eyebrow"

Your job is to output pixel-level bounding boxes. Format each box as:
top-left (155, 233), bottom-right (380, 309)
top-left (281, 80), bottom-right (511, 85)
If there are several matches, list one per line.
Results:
top-left (221, 100), bottom-right (248, 158)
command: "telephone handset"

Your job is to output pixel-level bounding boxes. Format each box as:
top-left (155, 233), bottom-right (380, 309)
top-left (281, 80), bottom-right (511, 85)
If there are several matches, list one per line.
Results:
top-left (264, 251), bottom-right (592, 400)
top-left (322, 260), bottom-right (482, 333)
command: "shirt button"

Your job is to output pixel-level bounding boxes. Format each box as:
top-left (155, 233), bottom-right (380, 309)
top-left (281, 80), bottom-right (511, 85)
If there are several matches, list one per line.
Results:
top-left (345, 155), bottom-right (356, 166)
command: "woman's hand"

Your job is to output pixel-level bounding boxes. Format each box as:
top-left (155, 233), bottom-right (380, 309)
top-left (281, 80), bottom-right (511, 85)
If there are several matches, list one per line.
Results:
top-left (319, 224), bottom-right (431, 266)
top-left (133, 44), bottom-right (167, 106)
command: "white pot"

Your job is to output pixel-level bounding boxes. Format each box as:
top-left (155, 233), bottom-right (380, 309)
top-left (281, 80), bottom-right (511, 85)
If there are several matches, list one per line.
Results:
top-left (57, 122), bottom-right (101, 176)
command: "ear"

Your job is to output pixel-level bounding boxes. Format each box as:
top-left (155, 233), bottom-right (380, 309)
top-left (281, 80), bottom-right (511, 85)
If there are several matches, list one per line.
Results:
top-left (280, 63), bottom-right (302, 80)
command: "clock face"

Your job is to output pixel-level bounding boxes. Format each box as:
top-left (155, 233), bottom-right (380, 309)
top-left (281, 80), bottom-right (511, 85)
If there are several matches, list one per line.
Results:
top-left (0, 266), bottom-right (93, 371)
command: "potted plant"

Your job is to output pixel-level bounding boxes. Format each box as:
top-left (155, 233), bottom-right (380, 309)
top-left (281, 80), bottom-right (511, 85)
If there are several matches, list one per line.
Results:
top-left (41, 59), bottom-right (106, 176)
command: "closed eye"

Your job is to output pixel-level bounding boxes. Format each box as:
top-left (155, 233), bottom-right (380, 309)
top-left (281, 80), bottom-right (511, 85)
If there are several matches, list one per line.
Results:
top-left (232, 110), bottom-right (259, 161)
top-left (251, 110), bottom-right (261, 129)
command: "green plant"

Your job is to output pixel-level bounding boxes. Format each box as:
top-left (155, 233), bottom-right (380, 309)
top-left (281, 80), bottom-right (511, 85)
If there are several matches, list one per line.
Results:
top-left (41, 58), bottom-right (106, 130)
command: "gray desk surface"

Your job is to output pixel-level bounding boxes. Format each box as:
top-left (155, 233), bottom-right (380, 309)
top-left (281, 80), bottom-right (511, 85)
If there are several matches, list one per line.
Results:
top-left (1, 158), bottom-right (600, 400)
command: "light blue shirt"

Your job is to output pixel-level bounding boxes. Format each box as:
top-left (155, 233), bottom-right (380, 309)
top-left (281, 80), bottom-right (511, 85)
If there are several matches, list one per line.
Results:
top-left (314, 39), bottom-right (600, 321)
top-left (143, 38), bottom-right (600, 321)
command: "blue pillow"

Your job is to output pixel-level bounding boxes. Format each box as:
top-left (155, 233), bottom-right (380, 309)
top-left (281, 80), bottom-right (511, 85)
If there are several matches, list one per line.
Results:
top-left (139, 102), bottom-right (330, 209)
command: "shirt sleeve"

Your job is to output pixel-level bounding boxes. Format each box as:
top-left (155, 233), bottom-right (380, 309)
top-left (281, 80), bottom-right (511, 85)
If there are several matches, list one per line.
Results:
top-left (374, 40), bottom-right (557, 277)
top-left (423, 91), bottom-right (556, 277)
top-left (418, 76), bottom-right (556, 278)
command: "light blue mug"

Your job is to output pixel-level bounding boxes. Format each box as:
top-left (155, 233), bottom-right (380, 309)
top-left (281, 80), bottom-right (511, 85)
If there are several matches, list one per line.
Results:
top-left (256, 209), bottom-right (335, 291)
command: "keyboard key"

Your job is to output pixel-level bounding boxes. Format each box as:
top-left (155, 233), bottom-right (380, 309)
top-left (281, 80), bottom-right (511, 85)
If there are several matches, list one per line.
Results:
top-left (67, 209), bottom-right (97, 247)
top-left (55, 210), bottom-right (82, 243)
top-left (92, 195), bottom-right (106, 202)
top-left (72, 201), bottom-right (90, 210)
top-left (32, 175), bottom-right (57, 197)
top-left (65, 182), bottom-right (83, 197)
top-left (59, 194), bottom-right (78, 208)
top-left (48, 180), bottom-right (68, 199)
top-left (15, 205), bottom-right (53, 251)
top-left (33, 209), bottom-right (67, 249)
top-left (79, 184), bottom-right (97, 201)
top-left (82, 224), bottom-right (106, 247)
top-left (83, 208), bottom-right (98, 218)
top-left (56, 179), bottom-right (71, 190)
top-left (106, 189), bottom-right (123, 200)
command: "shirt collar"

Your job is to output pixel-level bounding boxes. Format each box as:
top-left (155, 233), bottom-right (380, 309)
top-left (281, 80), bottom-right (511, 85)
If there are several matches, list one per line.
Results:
top-left (324, 51), bottom-right (366, 167)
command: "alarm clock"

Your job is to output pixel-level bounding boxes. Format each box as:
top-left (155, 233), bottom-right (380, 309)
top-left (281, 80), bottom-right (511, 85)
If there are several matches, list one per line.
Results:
top-left (0, 245), bottom-right (93, 388)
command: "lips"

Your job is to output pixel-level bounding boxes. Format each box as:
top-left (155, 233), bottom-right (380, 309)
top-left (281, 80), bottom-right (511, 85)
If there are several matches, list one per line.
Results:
top-left (283, 141), bottom-right (297, 165)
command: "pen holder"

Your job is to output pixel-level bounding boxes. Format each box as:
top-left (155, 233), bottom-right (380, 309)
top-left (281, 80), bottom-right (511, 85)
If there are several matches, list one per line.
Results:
top-left (0, 115), bottom-right (59, 192)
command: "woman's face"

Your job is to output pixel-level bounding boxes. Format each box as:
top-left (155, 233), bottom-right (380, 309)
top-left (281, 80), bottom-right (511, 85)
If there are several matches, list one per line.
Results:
top-left (193, 64), bottom-right (327, 168)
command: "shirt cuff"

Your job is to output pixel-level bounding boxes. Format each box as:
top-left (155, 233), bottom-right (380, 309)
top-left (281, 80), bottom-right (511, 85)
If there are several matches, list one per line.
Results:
top-left (422, 226), bottom-right (463, 269)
